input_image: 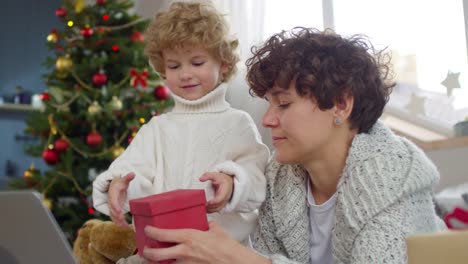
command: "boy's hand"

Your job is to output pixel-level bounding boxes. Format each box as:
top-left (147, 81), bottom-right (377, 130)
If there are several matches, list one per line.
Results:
top-left (108, 172), bottom-right (135, 227)
top-left (199, 172), bottom-right (234, 213)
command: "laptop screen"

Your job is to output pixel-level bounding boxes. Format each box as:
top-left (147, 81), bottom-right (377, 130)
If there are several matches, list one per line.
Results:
top-left (0, 190), bottom-right (77, 264)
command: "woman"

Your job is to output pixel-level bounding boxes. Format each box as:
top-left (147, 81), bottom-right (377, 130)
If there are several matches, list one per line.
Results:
top-left (141, 27), bottom-right (446, 264)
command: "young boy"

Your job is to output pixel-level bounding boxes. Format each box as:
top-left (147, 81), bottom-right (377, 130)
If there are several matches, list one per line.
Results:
top-left (92, 1), bottom-right (270, 258)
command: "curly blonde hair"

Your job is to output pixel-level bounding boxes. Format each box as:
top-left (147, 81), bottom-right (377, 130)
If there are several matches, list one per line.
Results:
top-left (144, 1), bottom-right (239, 82)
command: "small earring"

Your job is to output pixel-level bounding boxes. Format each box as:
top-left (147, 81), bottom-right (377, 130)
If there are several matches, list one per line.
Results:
top-left (335, 117), bottom-right (342, 124)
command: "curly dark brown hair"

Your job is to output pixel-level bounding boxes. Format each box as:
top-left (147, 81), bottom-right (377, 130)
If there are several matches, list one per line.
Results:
top-left (246, 27), bottom-right (395, 133)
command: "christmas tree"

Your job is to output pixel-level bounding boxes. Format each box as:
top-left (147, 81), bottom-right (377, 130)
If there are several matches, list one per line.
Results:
top-left (9, 0), bottom-right (172, 243)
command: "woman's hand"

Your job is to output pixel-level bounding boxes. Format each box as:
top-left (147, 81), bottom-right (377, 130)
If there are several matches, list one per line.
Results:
top-left (108, 172), bottom-right (135, 227)
top-left (142, 222), bottom-right (270, 264)
top-left (199, 172), bottom-right (234, 213)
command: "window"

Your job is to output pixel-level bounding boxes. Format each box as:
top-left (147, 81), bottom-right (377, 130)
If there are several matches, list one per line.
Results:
top-left (263, 0), bottom-right (468, 137)
top-left (334, 0), bottom-right (468, 136)
top-left (263, 0), bottom-right (323, 40)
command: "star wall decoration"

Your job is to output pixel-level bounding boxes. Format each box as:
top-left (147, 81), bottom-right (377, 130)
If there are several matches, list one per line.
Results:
top-left (405, 93), bottom-right (426, 116)
top-left (441, 71), bottom-right (461, 97)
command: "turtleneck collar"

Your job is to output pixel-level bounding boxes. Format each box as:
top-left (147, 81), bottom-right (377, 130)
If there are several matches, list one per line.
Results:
top-left (170, 84), bottom-right (230, 114)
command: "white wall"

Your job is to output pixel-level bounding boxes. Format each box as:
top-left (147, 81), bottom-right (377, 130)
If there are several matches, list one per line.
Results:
top-left (225, 68), bottom-right (272, 149)
top-left (134, 0), bottom-right (172, 19)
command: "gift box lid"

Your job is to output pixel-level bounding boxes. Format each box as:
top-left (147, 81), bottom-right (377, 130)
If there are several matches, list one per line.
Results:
top-left (129, 189), bottom-right (206, 216)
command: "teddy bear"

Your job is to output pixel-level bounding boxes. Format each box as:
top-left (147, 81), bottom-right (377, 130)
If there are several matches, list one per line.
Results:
top-left (73, 219), bottom-right (137, 264)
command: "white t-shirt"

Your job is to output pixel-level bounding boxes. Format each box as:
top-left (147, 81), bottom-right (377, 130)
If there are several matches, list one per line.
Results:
top-left (307, 181), bottom-right (336, 264)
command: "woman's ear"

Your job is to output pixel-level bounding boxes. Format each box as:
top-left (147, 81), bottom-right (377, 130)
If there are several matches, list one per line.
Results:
top-left (333, 94), bottom-right (354, 122)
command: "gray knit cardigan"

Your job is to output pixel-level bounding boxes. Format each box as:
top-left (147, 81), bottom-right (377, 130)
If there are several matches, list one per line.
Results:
top-left (253, 121), bottom-right (446, 264)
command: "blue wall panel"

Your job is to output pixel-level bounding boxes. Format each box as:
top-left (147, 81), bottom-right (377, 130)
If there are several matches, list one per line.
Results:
top-left (0, 1), bottom-right (60, 188)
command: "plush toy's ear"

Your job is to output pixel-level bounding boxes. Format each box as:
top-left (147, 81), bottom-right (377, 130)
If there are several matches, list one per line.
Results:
top-left (90, 221), bottom-right (136, 262)
top-left (73, 219), bottom-right (104, 264)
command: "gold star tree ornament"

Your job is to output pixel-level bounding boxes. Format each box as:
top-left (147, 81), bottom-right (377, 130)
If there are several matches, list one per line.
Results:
top-left (441, 71), bottom-right (461, 96)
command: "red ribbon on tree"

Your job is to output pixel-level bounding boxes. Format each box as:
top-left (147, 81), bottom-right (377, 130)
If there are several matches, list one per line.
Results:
top-left (130, 69), bottom-right (148, 88)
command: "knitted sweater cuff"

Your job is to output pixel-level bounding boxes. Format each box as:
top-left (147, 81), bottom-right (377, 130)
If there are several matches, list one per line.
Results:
top-left (213, 161), bottom-right (250, 213)
top-left (92, 173), bottom-right (112, 215)
top-left (93, 170), bottom-right (132, 215)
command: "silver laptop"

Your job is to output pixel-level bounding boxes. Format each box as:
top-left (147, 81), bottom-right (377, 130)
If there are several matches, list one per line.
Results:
top-left (0, 190), bottom-right (77, 264)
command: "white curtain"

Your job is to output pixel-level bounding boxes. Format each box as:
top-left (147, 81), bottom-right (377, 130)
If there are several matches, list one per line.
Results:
top-left (211, 0), bottom-right (271, 149)
top-left (133, 0), bottom-right (272, 149)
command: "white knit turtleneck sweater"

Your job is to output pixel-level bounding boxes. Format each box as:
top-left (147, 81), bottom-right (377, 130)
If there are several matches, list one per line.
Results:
top-left (93, 84), bottom-right (270, 242)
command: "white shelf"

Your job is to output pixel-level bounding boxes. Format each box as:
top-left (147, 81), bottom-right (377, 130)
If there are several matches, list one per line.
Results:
top-left (0, 103), bottom-right (41, 112)
top-left (381, 113), bottom-right (468, 151)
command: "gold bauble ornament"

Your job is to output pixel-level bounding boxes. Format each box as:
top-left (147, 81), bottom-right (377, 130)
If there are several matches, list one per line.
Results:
top-left (56, 55), bottom-right (73, 72)
top-left (88, 101), bottom-right (102, 116)
top-left (112, 145), bottom-right (125, 159)
top-left (47, 33), bottom-right (58, 43)
top-left (23, 170), bottom-right (32, 178)
top-left (23, 163), bottom-right (36, 178)
top-left (107, 96), bottom-right (123, 111)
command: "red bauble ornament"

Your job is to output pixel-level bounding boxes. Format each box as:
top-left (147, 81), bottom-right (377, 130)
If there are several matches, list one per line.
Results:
top-left (86, 132), bottom-right (102, 147)
top-left (154, 85), bottom-right (170, 100)
top-left (130, 32), bottom-right (144, 43)
top-left (92, 72), bottom-right (107, 86)
top-left (40, 92), bottom-right (50, 101)
top-left (54, 138), bottom-right (69, 152)
top-left (55, 7), bottom-right (66, 18)
top-left (111, 45), bottom-right (119, 52)
top-left (96, 0), bottom-right (107, 5)
top-left (42, 149), bottom-right (59, 165)
top-left (81, 27), bottom-right (94, 37)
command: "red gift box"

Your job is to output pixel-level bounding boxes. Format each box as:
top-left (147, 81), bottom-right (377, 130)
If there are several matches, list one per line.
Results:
top-left (129, 189), bottom-right (209, 264)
